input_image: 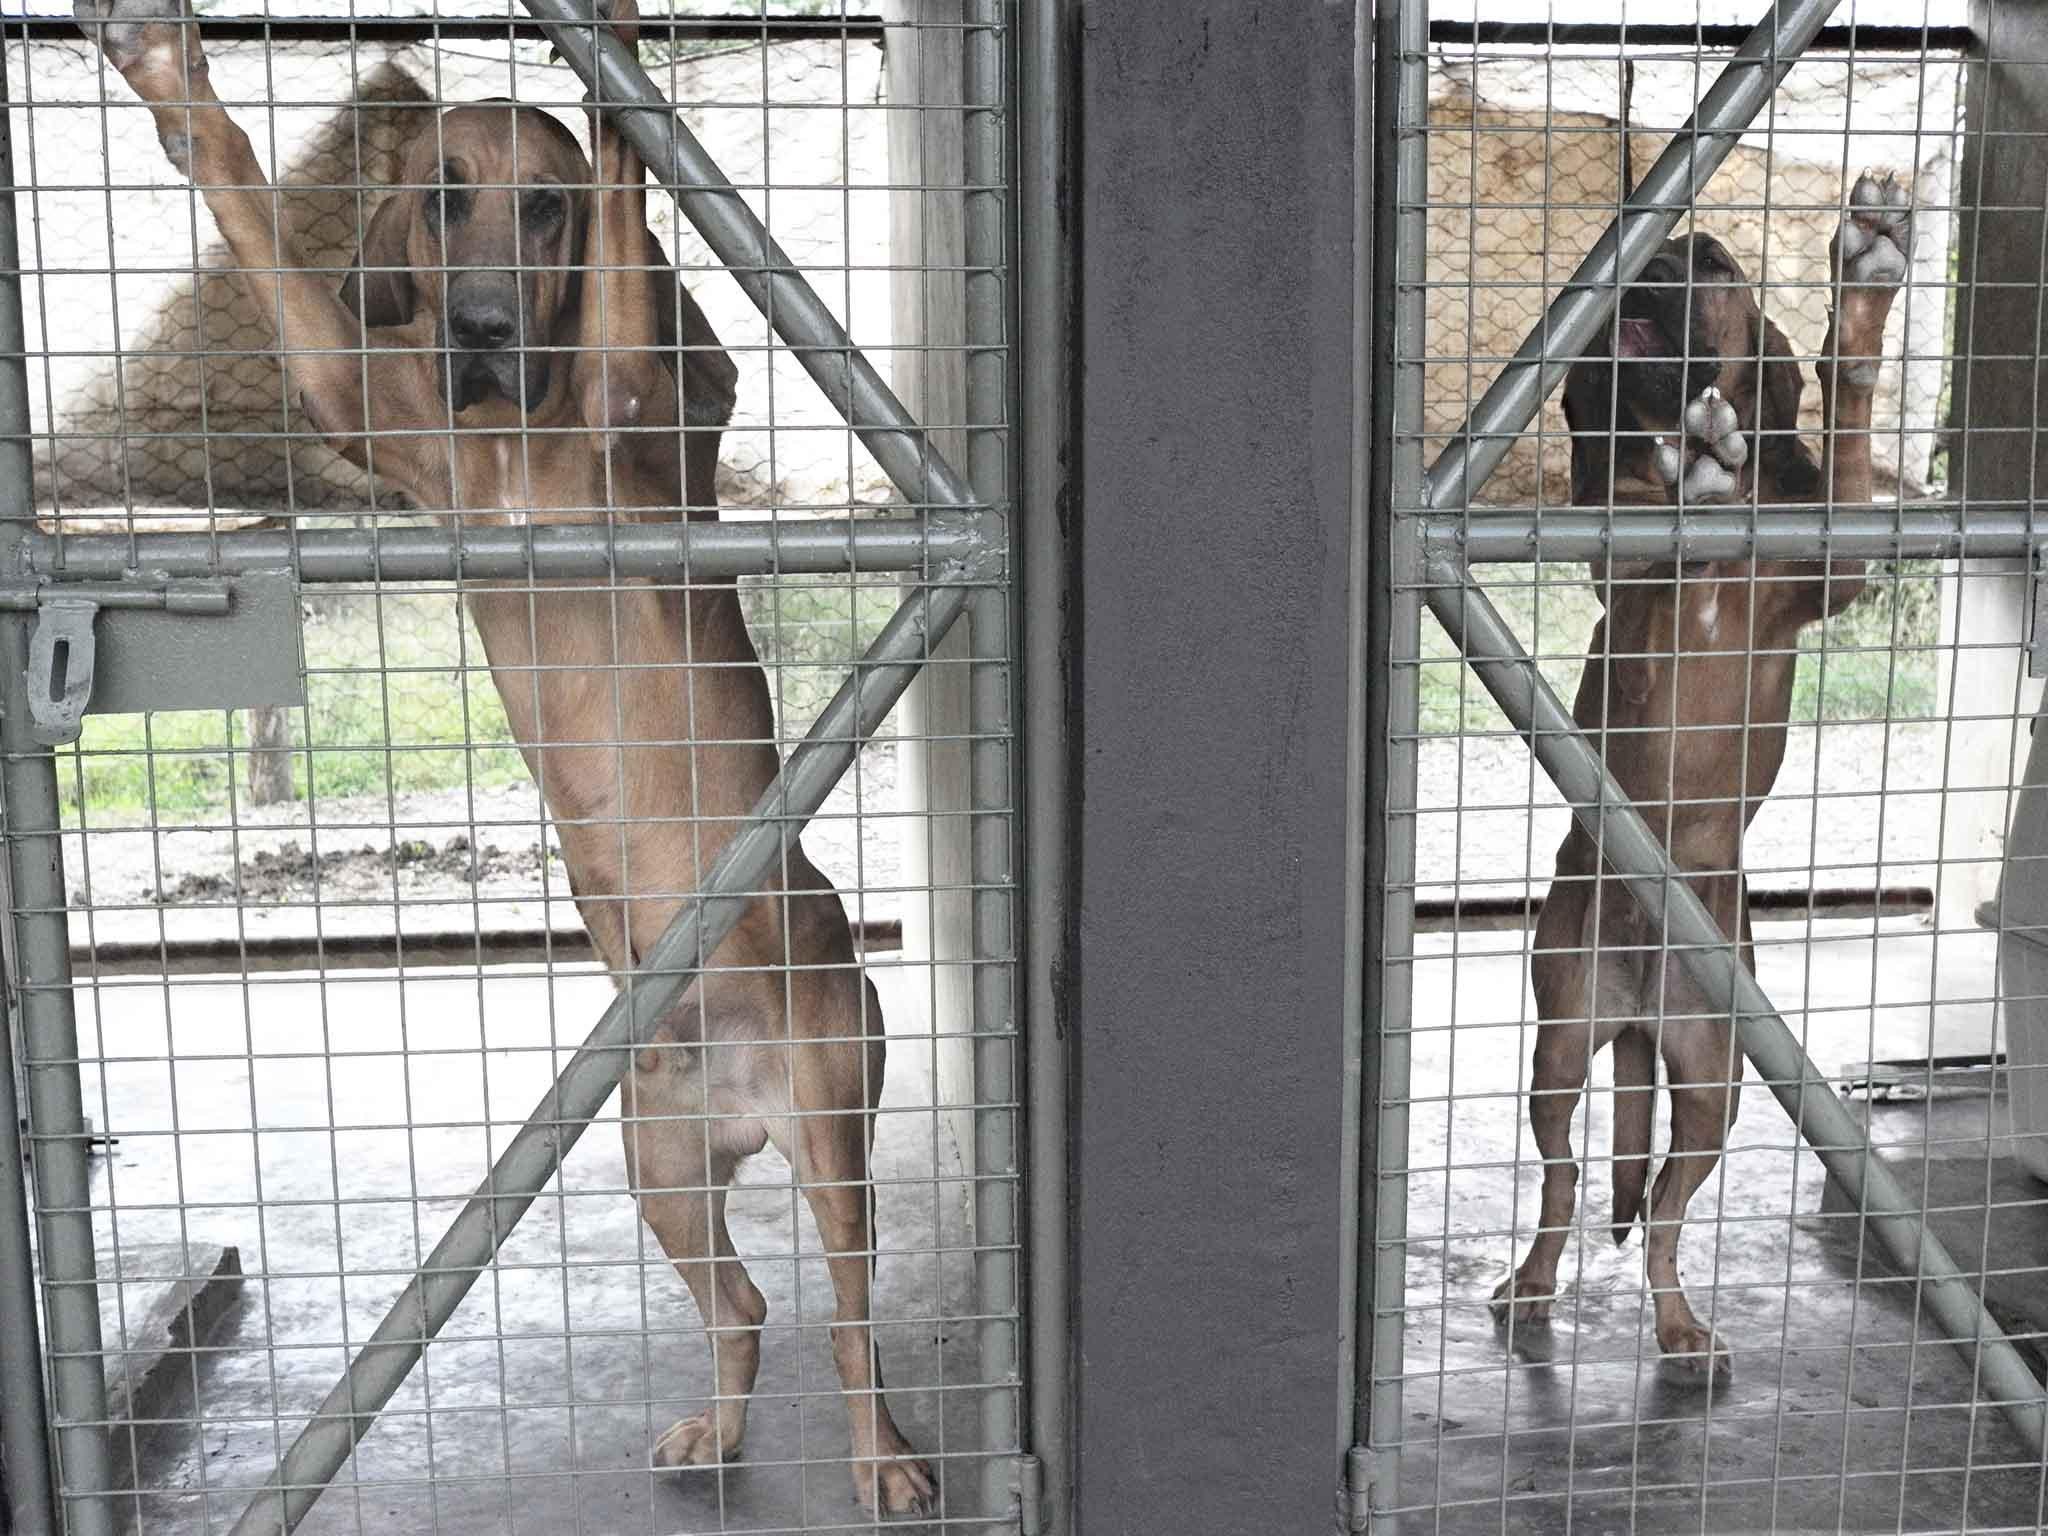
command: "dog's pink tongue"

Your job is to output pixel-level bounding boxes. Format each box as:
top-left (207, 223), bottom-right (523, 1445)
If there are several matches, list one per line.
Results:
top-left (1616, 317), bottom-right (1662, 357)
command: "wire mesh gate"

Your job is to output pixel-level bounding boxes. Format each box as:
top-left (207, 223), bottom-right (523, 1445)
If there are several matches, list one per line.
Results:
top-left (1361, 1), bottom-right (2048, 1531)
top-left (0, 3), bottom-right (1036, 1533)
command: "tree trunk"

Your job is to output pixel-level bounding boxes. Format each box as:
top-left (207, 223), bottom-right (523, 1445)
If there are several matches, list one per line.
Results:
top-left (244, 705), bottom-right (295, 805)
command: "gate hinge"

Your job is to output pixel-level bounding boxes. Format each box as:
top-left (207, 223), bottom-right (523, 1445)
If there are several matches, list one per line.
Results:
top-left (1013, 1452), bottom-right (1045, 1535)
top-left (1338, 1444), bottom-right (1375, 1533)
top-left (11, 579), bottom-right (235, 746)
top-left (2032, 547), bottom-right (2048, 680)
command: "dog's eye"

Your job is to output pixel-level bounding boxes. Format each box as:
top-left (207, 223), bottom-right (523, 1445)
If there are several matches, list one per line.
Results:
top-left (519, 189), bottom-right (566, 228)
top-left (423, 161), bottom-right (472, 232)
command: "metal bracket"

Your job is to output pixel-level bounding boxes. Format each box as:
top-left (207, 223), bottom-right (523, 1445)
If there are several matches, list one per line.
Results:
top-left (2031, 546), bottom-right (2048, 679)
top-left (23, 598), bottom-right (98, 746)
top-left (11, 575), bottom-right (301, 746)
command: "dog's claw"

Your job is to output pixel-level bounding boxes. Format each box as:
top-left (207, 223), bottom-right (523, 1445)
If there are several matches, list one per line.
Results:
top-left (652, 1411), bottom-right (742, 1470)
top-left (860, 1454), bottom-right (939, 1520)
top-left (1489, 1272), bottom-right (1555, 1328)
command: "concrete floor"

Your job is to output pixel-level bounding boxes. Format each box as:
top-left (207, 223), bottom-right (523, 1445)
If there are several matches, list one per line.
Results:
top-left (63, 915), bottom-right (2048, 1534)
top-left (71, 964), bottom-right (999, 1536)
top-left (1386, 917), bottom-right (2048, 1535)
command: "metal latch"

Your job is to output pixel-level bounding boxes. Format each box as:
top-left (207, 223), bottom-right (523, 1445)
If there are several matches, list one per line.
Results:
top-left (1013, 1453), bottom-right (1045, 1535)
top-left (24, 598), bottom-right (98, 745)
top-left (9, 580), bottom-right (236, 746)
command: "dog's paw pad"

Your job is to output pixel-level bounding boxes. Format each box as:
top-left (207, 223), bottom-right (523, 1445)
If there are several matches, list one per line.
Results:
top-left (1836, 171), bottom-right (1913, 288)
top-left (1654, 386), bottom-right (1747, 506)
top-left (75, 0), bottom-right (203, 91)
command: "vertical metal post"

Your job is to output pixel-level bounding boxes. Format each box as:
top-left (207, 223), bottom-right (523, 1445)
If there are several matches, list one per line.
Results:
top-left (0, 60), bottom-right (115, 1536)
top-left (1354, 1), bottom-right (1426, 1521)
top-left (963, 2), bottom-right (1020, 1523)
top-left (1017, 0), bottom-right (1072, 1527)
top-left (0, 989), bottom-right (58, 1536)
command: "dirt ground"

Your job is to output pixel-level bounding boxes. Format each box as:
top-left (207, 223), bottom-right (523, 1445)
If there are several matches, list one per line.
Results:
top-left (63, 743), bottom-right (903, 954)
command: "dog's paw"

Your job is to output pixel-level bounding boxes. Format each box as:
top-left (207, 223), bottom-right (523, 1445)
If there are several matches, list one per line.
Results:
top-left (1656, 1318), bottom-right (1733, 1382)
top-left (1489, 1272), bottom-right (1556, 1328)
top-left (855, 1453), bottom-right (938, 1520)
top-left (1651, 384), bottom-right (1747, 505)
top-left (652, 1410), bottom-right (742, 1469)
top-left (74, 0), bottom-right (203, 95)
top-left (1834, 170), bottom-right (1914, 291)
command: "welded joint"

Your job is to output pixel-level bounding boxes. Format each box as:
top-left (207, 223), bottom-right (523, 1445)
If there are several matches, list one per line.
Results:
top-left (937, 505), bottom-right (1010, 585)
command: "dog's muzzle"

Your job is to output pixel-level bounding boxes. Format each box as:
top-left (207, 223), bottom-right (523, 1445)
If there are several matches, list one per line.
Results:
top-left (445, 270), bottom-right (548, 411)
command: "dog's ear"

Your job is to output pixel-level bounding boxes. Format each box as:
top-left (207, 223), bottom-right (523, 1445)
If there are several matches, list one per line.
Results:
top-left (1757, 315), bottom-right (1822, 498)
top-left (640, 227), bottom-right (738, 430)
top-left (339, 192), bottom-right (417, 329)
top-left (1563, 362), bottom-right (1617, 507)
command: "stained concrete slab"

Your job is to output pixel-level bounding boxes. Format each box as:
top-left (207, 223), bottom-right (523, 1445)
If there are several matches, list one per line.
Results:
top-left (90, 1242), bottom-right (245, 1488)
top-left (73, 963), bottom-right (996, 1536)
top-left (1386, 916), bottom-right (2048, 1535)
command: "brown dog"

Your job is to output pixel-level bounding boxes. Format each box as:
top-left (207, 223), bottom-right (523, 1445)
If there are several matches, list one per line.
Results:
top-left (76, 0), bottom-right (935, 1513)
top-left (1489, 179), bottom-right (1913, 1375)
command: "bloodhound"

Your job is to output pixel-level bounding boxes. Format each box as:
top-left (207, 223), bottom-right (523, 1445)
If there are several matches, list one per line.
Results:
top-left (1490, 177), bottom-right (1913, 1378)
top-left (77, 0), bottom-right (934, 1511)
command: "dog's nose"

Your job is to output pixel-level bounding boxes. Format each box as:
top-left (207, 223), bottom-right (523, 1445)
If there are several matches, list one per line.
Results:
top-left (447, 275), bottom-right (520, 350)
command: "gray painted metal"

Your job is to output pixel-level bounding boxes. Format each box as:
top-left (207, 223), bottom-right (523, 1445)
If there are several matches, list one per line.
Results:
top-left (225, 575), bottom-right (979, 1536)
top-left (20, 515), bottom-right (985, 584)
top-left (0, 961), bottom-right (54, 1536)
top-left (23, 599), bottom-right (97, 744)
top-left (1422, 555), bottom-right (2048, 1458)
top-left (1355, 2), bottom-right (1426, 1514)
top-left (1420, 0), bottom-right (1845, 513)
top-left (521, 0), bottom-right (979, 516)
top-left (1017, 0), bottom-right (1073, 1526)
top-left (0, 70), bottom-right (115, 1536)
top-left (963, 0), bottom-right (1024, 1524)
top-left (86, 572), bottom-right (303, 717)
top-left (1074, 3), bottom-right (1358, 1528)
top-left (1427, 506), bottom-right (2048, 564)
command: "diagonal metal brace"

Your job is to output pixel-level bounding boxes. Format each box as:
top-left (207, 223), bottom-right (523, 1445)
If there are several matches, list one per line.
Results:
top-left (1423, 556), bottom-right (2048, 1458)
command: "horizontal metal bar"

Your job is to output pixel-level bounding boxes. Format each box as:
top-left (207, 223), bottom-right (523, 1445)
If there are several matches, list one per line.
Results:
top-left (1428, 19), bottom-right (1970, 51)
top-left (22, 516), bottom-right (989, 584)
top-left (523, 0), bottom-right (981, 516)
top-left (1421, 553), bottom-right (2048, 1460)
top-left (0, 580), bottom-right (229, 613)
top-left (227, 576), bottom-right (971, 1536)
top-left (1421, 0), bottom-right (1840, 513)
top-left (64, 918), bottom-right (903, 978)
top-left (1424, 507), bottom-right (2047, 564)
top-left (0, 12), bottom-right (885, 45)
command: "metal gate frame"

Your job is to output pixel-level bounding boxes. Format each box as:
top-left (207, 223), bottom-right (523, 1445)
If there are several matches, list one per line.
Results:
top-left (0, 3), bottom-right (1070, 1532)
top-left (1354, 0), bottom-right (2048, 1523)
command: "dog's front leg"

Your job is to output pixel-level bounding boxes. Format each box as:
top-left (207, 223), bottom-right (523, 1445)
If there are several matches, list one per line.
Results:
top-left (74, 0), bottom-right (443, 497)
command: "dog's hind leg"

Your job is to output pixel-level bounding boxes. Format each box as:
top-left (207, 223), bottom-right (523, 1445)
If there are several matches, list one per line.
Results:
top-left (623, 1007), bottom-right (773, 1470)
top-left (1645, 1028), bottom-right (1737, 1379)
top-left (1609, 1026), bottom-right (1655, 1244)
top-left (1493, 877), bottom-right (1615, 1328)
top-left (771, 969), bottom-right (935, 1518)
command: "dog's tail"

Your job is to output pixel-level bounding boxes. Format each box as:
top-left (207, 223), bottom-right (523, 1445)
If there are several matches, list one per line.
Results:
top-left (1610, 1027), bottom-right (1655, 1244)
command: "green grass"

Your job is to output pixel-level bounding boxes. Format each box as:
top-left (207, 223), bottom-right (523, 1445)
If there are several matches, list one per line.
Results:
top-left (1418, 561), bottom-right (1942, 737)
top-left (58, 576), bottom-right (900, 829)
